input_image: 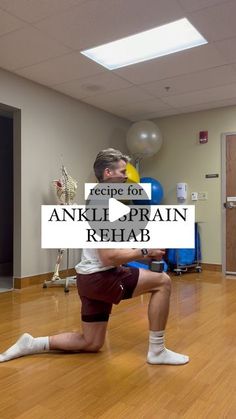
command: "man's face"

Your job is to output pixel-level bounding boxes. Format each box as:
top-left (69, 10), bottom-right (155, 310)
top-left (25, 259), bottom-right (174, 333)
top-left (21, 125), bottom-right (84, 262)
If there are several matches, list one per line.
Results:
top-left (103, 159), bottom-right (127, 183)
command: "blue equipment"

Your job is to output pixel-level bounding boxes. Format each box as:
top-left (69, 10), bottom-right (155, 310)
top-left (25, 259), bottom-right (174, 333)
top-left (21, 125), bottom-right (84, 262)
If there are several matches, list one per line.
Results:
top-left (126, 260), bottom-right (168, 272)
top-left (133, 177), bottom-right (164, 205)
top-left (167, 223), bottom-right (202, 275)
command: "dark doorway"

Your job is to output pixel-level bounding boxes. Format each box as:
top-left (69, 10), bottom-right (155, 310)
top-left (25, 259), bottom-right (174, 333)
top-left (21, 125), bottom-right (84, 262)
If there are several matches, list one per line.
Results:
top-left (0, 114), bottom-right (13, 291)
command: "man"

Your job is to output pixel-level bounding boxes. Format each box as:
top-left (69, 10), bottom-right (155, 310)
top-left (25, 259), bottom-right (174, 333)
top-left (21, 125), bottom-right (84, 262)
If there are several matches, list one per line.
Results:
top-left (0, 148), bottom-right (189, 365)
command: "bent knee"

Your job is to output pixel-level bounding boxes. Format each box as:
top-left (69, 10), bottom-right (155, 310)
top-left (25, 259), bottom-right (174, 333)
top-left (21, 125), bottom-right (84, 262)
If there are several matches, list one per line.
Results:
top-left (152, 272), bottom-right (171, 292)
top-left (162, 272), bottom-right (171, 284)
top-left (84, 341), bottom-right (104, 352)
top-left (161, 272), bottom-right (171, 289)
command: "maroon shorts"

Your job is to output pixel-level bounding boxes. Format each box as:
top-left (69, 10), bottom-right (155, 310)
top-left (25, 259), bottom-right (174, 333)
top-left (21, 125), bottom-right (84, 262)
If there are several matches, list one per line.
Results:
top-left (76, 266), bottom-right (139, 322)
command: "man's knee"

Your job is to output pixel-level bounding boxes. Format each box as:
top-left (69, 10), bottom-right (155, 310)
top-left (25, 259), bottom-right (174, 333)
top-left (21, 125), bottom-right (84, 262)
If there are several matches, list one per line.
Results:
top-left (161, 272), bottom-right (171, 285)
top-left (84, 338), bottom-right (104, 352)
top-left (152, 272), bottom-right (171, 293)
top-left (161, 272), bottom-right (171, 292)
top-left (87, 343), bottom-right (103, 352)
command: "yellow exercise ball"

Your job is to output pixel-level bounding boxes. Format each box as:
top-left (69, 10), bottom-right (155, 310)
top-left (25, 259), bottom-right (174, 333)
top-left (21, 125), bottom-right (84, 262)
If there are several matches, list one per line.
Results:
top-left (126, 162), bottom-right (140, 183)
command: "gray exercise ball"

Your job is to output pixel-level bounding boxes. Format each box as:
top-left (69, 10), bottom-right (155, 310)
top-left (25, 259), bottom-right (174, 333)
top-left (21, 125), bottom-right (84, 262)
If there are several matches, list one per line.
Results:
top-left (126, 120), bottom-right (163, 158)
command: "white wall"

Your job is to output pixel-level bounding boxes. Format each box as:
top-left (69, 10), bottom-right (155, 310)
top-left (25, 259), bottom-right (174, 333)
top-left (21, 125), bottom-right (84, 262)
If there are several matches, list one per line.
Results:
top-left (0, 68), bottom-right (130, 277)
top-left (141, 106), bottom-right (236, 264)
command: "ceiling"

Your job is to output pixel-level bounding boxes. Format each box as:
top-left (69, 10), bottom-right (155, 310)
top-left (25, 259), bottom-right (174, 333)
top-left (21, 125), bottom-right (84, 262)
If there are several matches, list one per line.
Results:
top-left (1, 0), bottom-right (236, 121)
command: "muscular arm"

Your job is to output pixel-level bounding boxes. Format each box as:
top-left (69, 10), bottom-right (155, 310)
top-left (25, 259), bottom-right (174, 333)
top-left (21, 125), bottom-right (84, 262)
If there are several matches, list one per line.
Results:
top-left (97, 249), bottom-right (165, 267)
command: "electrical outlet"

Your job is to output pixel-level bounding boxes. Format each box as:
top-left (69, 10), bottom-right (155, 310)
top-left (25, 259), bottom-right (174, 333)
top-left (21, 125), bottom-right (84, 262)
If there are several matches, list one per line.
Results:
top-left (198, 192), bottom-right (208, 200)
top-left (191, 192), bottom-right (198, 201)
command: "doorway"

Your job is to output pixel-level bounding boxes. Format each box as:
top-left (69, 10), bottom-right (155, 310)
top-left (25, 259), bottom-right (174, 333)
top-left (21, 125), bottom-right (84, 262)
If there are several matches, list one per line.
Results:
top-left (0, 113), bottom-right (13, 291)
top-left (222, 133), bottom-right (236, 275)
top-left (0, 105), bottom-right (21, 292)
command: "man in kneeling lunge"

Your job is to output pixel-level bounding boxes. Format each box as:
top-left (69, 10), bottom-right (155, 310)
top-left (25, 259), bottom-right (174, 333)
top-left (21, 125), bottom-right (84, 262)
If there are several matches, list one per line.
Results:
top-left (0, 149), bottom-right (189, 365)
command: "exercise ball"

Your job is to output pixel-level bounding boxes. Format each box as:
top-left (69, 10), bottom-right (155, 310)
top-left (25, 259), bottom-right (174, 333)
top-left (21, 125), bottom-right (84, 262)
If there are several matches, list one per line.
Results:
top-left (126, 162), bottom-right (140, 183)
top-left (126, 121), bottom-right (163, 158)
top-left (133, 177), bottom-right (164, 205)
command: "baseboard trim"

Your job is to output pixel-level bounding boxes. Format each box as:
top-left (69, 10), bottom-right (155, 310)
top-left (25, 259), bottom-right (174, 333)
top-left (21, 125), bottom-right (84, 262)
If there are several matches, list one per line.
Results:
top-left (14, 268), bottom-right (76, 289)
top-left (14, 264), bottom-right (222, 289)
top-left (201, 263), bottom-right (222, 272)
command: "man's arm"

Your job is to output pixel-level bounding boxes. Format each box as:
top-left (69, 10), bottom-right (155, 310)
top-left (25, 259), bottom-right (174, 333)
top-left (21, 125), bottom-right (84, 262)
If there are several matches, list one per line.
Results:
top-left (97, 249), bottom-right (165, 267)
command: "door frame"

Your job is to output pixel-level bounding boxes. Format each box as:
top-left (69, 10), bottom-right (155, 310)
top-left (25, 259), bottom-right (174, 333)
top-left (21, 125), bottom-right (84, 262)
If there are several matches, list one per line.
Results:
top-left (221, 131), bottom-right (236, 275)
top-left (0, 103), bottom-right (21, 289)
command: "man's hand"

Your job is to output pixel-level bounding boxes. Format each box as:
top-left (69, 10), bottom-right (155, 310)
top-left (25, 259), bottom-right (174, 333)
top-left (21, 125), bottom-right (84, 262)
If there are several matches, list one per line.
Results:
top-left (147, 249), bottom-right (166, 260)
top-left (97, 248), bottom-right (166, 267)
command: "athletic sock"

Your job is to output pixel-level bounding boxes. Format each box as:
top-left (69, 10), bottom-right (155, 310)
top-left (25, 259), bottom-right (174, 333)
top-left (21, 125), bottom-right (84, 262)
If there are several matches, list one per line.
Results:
top-left (147, 330), bottom-right (189, 365)
top-left (0, 333), bottom-right (49, 362)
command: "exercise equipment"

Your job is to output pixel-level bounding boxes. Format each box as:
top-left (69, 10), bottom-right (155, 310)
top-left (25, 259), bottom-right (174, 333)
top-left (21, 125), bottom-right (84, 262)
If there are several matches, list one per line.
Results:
top-left (133, 177), bottom-right (164, 205)
top-left (126, 260), bottom-right (168, 272)
top-left (126, 120), bottom-right (163, 159)
top-left (167, 223), bottom-right (202, 275)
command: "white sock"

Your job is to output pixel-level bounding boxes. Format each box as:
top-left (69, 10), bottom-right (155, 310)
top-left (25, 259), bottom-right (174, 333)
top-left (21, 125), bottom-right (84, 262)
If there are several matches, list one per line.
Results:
top-left (147, 330), bottom-right (189, 365)
top-left (0, 333), bottom-right (49, 362)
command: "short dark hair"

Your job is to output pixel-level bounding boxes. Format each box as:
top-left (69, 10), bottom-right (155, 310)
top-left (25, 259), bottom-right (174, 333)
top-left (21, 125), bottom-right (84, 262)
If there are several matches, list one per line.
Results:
top-left (93, 148), bottom-right (130, 181)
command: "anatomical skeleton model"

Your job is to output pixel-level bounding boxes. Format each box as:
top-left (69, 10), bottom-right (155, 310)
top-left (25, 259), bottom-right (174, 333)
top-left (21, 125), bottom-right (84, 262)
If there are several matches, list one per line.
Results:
top-left (53, 165), bottom-right (77, 205)
top-left (43, 165), bottom-right (77, 292)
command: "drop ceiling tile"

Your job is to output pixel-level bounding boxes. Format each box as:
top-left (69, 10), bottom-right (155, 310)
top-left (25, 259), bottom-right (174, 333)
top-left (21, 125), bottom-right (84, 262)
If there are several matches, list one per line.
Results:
top-left (34, 0), bottom-right (184, 50)
top-left (118, 107), bottom-right (177, 121)
top-left (163, 83), bottom-right (236, 107)
top-left (0, 0), bottom-right (235, 121)
top-left (106, 99), bottom-right (174, 120)
top-left (107, 109), bottom-right (133, 120)
top-left (117, 99), bottom-right (170, 114)
top-left (141, 65), bottom-right (236, 97)
top-left (82, 86), bottom-right (155, 108)
top-left (80, 101), bottom-right (130, 119)
top-left (178, 98), bottom-right (236, 114)
top-left (0, 26), bottom-right (70, 70)
top-left (54, 72), bottom-right (132, 99)
top-left (0, 0), bottom-right (85, 23)
top-left (149, 108), bottom-right (179, 118)
top-left (214, 38), bottom-right (236, 63)
top-left (178, 0), bottom-right (230, 12)
top-left (16, 52), bottom-right (105, 86)
top-left (232, 63), bottom-right (236, 74)
top-left (0, 8), bottom-right (26, 36)
top-left (114, 44), bottom-right (227, 84)
top-left (189, 0), bottom-right (236, 42)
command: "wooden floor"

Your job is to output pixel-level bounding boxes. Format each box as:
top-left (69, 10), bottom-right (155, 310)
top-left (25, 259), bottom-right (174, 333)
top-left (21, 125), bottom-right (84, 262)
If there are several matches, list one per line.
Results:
top-left (0, 271), bottom-right (236, 419)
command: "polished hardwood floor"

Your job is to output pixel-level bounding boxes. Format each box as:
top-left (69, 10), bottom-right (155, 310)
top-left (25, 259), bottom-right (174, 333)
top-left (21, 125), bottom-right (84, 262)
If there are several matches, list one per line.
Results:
top-left (0, 271), bottom-right (236, 419)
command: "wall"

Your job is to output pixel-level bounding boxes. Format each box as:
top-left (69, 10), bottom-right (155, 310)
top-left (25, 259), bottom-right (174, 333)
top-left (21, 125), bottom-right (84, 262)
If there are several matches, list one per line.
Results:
top-left (0, 68), bottom-right (130, 278)
top-left (141, 106), bottom-right (236, 264)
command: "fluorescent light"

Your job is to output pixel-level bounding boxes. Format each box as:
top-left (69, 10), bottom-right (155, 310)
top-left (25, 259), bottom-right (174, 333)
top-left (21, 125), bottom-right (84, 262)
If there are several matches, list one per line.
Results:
top-left (81, 18), bottom-right (207, 70)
